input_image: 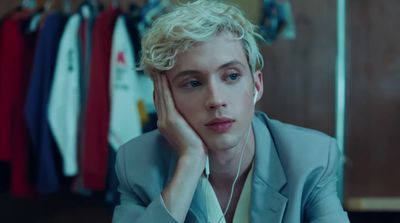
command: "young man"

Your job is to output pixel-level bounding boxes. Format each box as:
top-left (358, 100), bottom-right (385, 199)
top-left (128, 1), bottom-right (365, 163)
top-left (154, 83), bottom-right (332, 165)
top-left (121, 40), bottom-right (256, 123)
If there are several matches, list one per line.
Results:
top-left (112, 1), bottom-right (350, 222)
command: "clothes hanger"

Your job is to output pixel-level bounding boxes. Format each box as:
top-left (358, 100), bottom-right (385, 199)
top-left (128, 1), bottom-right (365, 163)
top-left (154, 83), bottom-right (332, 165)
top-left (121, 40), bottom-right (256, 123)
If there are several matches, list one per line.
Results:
top-left (35, 0), bottom-right (66, 29)
top-left (35, 0), bottom-right (49, 10)
top-left (27, 0), bottom-right (50, 32)
top-left (46, 0), bottom-right (65, 12)
top-left (111, 0), bottom-right (120, 8)
top-left (63, 0), bottom-right (72, 14)
top-left (21, 0), bottom-right (36, 9)
top-left (12, 0), bottom-right (39, 21)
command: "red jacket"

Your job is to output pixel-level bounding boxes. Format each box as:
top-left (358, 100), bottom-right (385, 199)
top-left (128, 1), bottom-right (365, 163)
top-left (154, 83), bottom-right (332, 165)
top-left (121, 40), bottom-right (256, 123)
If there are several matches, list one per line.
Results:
top-left (0, 14), bottom-right (37, 197)
top-left (83, 8), bottom-right (119, 190)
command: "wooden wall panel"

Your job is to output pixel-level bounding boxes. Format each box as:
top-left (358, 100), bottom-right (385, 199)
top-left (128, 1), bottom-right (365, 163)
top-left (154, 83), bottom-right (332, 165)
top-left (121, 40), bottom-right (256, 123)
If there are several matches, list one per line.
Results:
top-left (345, 0), bottom-right (400, 203)
top-left (259, 0), bottom-right (337, 136)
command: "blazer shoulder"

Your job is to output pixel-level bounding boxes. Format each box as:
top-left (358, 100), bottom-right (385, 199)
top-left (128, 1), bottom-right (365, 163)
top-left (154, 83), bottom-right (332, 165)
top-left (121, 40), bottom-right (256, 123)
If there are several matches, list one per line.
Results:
top-left (116, 129), bottom-right (176, 183)
top-left (261, 114), bottom-right (340, 174)
top-left (269, 118), bottom-right (334, 148)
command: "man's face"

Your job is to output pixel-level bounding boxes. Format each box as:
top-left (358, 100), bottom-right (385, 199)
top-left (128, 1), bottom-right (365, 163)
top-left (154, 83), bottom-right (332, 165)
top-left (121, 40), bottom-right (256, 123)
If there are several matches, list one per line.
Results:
top-left (166, 32), bottom-right (263, 152)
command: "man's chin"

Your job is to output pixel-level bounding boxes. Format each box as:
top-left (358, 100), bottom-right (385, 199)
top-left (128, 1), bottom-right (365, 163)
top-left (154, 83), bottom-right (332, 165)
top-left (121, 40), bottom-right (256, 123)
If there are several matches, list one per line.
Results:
top-left (204, 137), bottom-right (241, 153)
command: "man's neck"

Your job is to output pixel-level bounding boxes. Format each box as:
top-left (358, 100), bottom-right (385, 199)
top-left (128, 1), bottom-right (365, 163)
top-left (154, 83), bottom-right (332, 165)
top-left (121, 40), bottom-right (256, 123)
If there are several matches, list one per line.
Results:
top-left (206, 129), bottom-right (255, 222)
top-left (208, 129), bottom-right (255, 188)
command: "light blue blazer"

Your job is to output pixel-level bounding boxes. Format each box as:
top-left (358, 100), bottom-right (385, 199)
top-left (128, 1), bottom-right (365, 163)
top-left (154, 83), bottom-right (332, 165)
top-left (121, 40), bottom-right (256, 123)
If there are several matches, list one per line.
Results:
top-left (113, 112), bottom-right (350, 223)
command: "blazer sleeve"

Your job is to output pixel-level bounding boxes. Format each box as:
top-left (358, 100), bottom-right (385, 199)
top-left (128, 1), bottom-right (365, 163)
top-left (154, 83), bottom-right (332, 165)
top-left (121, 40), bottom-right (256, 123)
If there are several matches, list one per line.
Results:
top-left (305, 138), bottom-right (350, 223)
top-left (112, 146), bottom-right (178, 223)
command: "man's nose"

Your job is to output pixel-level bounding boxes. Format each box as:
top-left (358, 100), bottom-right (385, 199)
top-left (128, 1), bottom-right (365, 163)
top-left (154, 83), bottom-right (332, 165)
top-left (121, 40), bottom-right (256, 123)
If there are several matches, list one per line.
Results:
top-left (204, 84), bottom-right (227, 110)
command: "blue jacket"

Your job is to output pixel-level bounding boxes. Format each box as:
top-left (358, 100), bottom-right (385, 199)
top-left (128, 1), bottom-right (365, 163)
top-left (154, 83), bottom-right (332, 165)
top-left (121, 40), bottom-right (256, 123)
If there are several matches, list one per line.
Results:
top-left (113, 112), bottom-right (350, 223)
top-left (24, 12), bottom-right (66, 193)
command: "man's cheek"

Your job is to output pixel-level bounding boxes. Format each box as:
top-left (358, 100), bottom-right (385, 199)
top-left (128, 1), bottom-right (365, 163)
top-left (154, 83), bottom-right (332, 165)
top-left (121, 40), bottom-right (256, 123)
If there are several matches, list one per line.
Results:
top-left (175, 102), bottom-right (193, 117)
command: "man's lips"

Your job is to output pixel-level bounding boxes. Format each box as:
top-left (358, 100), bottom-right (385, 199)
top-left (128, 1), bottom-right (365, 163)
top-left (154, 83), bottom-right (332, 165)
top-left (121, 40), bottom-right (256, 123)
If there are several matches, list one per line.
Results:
top-left (205, 118), bottom-right (235, 133)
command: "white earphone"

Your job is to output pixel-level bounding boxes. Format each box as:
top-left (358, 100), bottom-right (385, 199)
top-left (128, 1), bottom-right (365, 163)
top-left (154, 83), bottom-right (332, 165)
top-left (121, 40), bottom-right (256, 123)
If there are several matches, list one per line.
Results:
top-left (205, 156), bottom-right (210, 176)
top-left (253, 89), bottom-right (258, 105)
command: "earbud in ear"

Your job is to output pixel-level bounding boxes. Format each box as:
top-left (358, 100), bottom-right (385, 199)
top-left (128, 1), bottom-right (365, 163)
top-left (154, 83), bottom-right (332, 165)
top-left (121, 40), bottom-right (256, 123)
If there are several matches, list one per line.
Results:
top-left (253, 89), bottom-right (258, 105)
top-left (205, 156), bottom-right (210, 176)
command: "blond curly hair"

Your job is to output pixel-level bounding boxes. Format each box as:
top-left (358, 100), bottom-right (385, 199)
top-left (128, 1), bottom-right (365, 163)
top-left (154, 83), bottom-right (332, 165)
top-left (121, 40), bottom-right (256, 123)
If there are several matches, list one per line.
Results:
top-left (139, 0), bottom-right (264, 75)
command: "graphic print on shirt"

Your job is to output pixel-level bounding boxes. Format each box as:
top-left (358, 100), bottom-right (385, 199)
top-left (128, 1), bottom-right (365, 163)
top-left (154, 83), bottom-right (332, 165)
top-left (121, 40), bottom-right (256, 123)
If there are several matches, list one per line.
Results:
top-left (109, 16), bottom-right (143, 150)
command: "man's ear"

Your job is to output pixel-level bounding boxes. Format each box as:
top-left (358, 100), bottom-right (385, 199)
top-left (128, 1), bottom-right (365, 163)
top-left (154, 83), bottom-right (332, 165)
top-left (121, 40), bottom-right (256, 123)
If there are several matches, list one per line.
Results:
top-left (253, 70), bottom-right (264, 103)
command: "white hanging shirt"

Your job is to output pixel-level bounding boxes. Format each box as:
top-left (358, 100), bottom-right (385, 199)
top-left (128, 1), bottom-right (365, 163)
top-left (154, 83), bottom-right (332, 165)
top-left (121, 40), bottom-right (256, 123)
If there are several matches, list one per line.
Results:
top-left (47, 14), bottom-right (81, 177)
top-left (109, 15), bottom-right (143, 151)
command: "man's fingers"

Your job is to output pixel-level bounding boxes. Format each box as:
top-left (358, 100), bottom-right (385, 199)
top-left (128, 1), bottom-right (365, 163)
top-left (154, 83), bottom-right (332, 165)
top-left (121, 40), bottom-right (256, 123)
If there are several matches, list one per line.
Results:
top-left (154, 73), bottom-right (167, 119)
top-left (154, 73), bottom-right (180, 131)
top-left (160, 74), bottom-right (176, 118)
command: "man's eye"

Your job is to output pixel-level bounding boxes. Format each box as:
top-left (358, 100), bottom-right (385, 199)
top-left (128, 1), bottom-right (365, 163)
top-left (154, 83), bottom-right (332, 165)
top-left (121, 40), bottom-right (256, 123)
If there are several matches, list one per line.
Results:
top-left (185, 80), bottom-right (201, 88)
top-left (227, 73), bottom-right (240, 81)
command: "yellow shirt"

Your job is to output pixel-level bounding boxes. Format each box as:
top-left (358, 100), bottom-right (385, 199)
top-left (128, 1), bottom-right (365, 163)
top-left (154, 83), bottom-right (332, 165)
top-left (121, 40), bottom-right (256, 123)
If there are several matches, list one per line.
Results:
top-left (202, 165), bottom-right (254, 223)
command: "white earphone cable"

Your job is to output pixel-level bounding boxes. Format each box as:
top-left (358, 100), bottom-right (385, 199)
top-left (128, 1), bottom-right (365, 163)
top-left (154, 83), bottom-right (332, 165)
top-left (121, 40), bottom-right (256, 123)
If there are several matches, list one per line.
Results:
top-left (216, 126), bottom-right (252, 223)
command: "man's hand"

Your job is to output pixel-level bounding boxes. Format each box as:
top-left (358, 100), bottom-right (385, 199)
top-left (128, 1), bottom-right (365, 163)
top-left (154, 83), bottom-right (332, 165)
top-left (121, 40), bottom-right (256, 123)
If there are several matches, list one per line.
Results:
top-left (152, 72), bottom-right (207, 223)
top-left (153, 73), bottom-right (207, 158)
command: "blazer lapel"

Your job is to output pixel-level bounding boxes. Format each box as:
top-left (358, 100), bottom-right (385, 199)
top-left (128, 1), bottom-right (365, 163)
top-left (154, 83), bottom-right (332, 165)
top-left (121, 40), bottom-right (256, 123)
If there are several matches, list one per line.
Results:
top-left (187, 178), bottom-right (208, 222)
top-left (251, 115), bottom-right (288, 223)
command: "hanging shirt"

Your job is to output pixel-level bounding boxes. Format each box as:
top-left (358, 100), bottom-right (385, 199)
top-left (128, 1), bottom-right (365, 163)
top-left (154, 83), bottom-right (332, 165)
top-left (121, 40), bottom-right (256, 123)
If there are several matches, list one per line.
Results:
top-left (83, 7), bottom-right (119, 190)
top-left (70, 2), bottom-right (97, 195)
top-left (109, 15), bottom-right (142, 151)
top-left (125, 12), bottom-right (155, 119)
top-left (48, 14), bottom-right (81, 177)
top-left (78, 3), bottom-right (95, 117)
top-left (24, 12), bottom-right (66, 194)
top-left (0, 13), bottom-right (37, 197)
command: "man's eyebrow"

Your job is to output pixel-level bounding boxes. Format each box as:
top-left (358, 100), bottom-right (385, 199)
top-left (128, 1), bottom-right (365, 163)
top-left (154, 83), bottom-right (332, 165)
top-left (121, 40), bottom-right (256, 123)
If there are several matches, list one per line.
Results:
top-left (172, 60), bottom-right (246, 82)
top-left (171, 70), bottom-right (203, 82)
top-left (217, 60), bottom-right (247, 71)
